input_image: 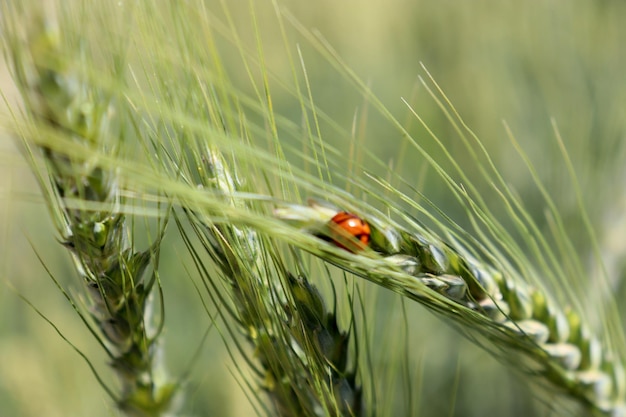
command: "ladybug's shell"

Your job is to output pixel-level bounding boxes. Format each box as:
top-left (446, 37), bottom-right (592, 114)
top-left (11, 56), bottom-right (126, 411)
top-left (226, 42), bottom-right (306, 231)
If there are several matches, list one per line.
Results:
top-left (329, 212), bottom-right (371, 251)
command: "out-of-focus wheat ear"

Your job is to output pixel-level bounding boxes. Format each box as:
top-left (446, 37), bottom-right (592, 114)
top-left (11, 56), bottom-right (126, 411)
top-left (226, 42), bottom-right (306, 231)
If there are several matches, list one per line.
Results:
top-left (182, 149), bottom-right (362, 416)
top-left (7, 16), bottom-right (179, 417)
top-left (276, 202), bottom-right (626, 417)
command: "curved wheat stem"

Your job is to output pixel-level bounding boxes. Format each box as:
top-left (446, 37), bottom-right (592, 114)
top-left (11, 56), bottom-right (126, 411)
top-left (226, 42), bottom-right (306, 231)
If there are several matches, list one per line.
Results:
top-left (6, 16), bottom-right (179, 416)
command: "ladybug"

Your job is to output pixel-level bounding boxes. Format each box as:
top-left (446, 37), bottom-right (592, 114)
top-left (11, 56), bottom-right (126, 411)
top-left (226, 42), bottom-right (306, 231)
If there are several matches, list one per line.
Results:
top-left (328, 211), bottom-right (371, 252)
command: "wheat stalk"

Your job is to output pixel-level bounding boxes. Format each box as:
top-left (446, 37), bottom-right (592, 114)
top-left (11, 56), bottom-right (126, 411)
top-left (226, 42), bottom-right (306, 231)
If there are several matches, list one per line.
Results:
top-left (5, 14), bottom-right (179, 417)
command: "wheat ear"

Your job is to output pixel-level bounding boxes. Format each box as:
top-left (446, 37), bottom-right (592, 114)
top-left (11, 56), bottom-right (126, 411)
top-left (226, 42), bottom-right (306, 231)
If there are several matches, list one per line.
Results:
top-left (275, 201), bottom-right (626, 416)
top-left (7, 17), bottom-right (179, 416)
top-left (178, 149), bottom-right (362, 416)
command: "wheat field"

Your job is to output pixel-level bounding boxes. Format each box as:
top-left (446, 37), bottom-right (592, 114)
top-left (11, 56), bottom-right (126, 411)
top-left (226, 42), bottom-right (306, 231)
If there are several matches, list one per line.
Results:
top-left (1, 1), bottom-right (626, 417)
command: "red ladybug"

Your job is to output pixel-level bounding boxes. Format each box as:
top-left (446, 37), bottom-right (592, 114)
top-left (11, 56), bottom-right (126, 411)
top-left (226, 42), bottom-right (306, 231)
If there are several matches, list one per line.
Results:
top-left (328, 211), bottom-right (371, 252)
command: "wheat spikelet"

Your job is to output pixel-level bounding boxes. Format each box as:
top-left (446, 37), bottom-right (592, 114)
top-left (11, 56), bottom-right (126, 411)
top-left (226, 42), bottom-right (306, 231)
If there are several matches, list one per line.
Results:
top-left (6, 15), bottom-right (179, 416)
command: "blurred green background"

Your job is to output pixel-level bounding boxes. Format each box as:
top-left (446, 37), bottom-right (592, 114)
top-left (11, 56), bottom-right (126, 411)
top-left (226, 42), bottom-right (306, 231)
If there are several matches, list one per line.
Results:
top-left (2, 1), bottom-right (626, 416)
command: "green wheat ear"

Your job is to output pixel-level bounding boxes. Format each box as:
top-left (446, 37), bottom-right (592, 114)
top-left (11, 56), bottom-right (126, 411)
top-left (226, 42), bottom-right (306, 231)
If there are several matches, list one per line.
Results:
top-left (7, 15), bottom-right (179, 417)
top-left (178, 149), bottom-right (362, 417)
top-left (273, 197), bottom-right (626, 416)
